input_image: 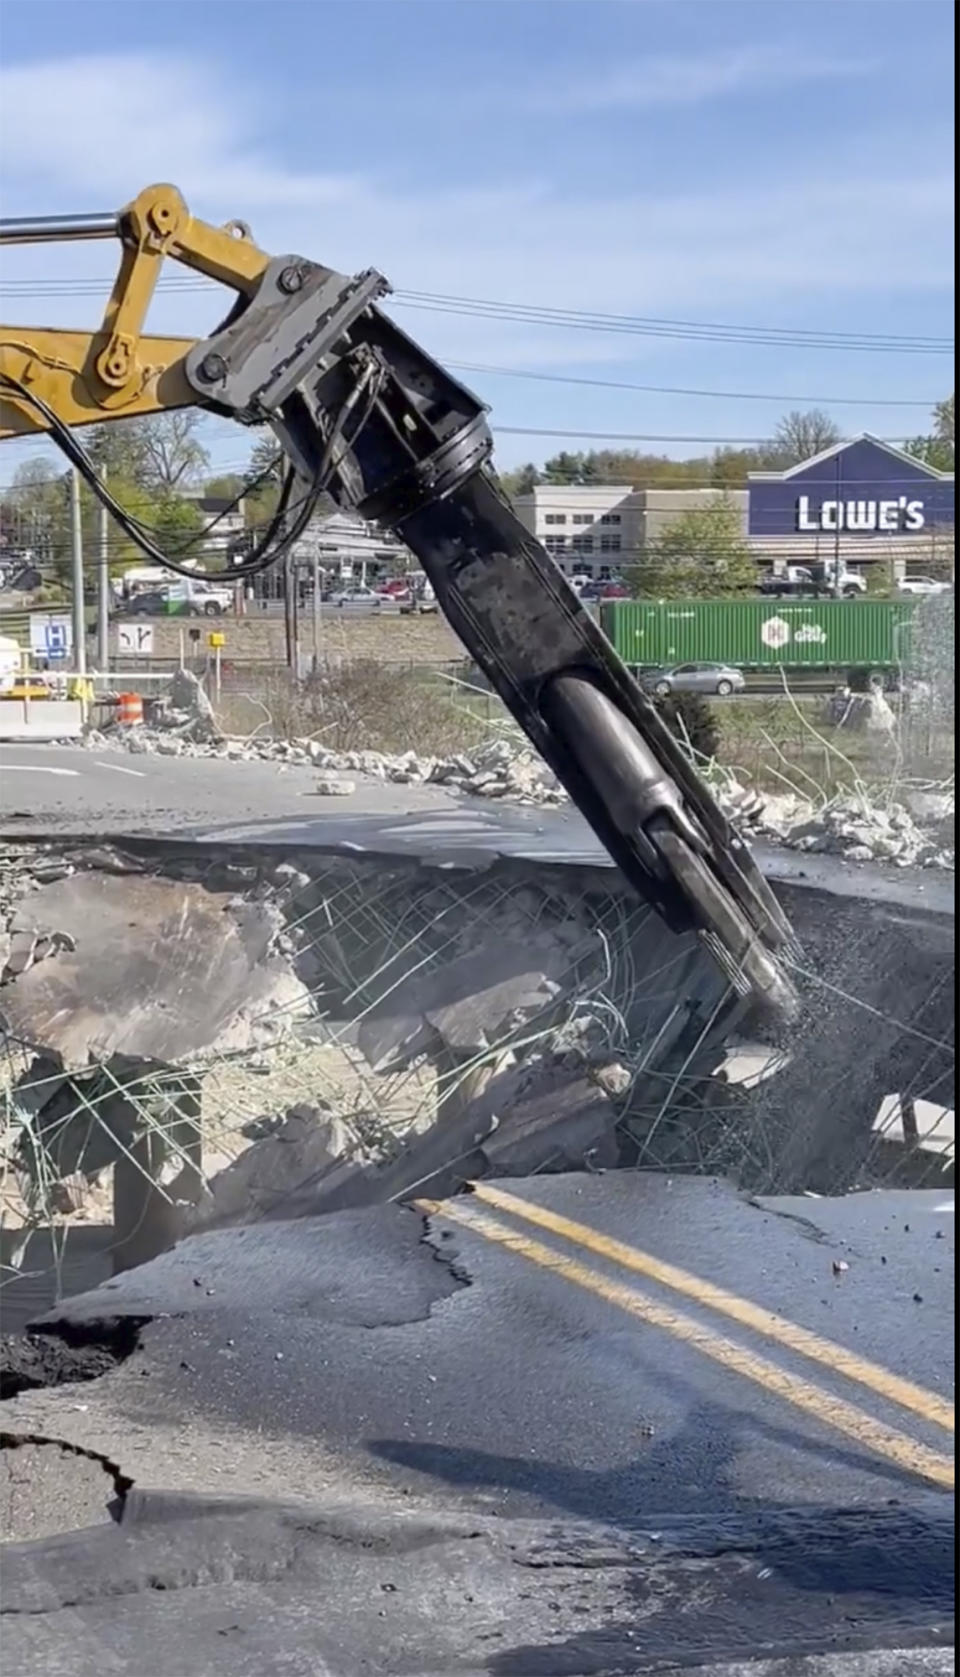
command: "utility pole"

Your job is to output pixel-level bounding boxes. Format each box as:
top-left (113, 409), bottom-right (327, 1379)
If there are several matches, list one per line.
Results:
top-left (311, 553), bottom-right (322, 674)
top-left (833, 453), bottom-right (843, 599)
top-left (97, 466), bottom-right (110, 672)
top-left (283, 553), bottom-right (297, 671)
top-left (70, 467), bottom-right (87, 675)
top-left (292, 559), bottom-right (302, 677)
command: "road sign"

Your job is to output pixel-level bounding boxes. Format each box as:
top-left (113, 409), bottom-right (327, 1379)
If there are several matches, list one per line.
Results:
top-left (28, 613), bottom-right (72, 662)
top-left (207, 631), bottom-right (226, 649)
top-left (117, 623), bottom-right (155, 655)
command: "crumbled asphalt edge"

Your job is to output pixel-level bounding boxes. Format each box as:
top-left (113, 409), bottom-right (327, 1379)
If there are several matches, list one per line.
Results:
top-left (0, 1431), bottom-right (133, 1522)
top-left (0, 1318), bottom-right (147, 1401)
top-left (418, 1207), bottom-right (475, 1289)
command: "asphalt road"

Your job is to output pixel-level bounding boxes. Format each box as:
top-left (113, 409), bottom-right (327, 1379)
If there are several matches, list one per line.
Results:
top-left (1, 1174), bottom-right (953, 1673)
top-left (1, 741), bottom-right (955, 917)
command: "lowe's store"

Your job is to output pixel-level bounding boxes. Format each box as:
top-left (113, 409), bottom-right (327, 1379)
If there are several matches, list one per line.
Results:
top-left (747, 435), bottom-right (954, 575)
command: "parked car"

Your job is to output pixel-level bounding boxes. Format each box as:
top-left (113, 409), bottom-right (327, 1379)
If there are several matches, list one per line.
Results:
top-left (116, 581), bottom-right (231, 617)
top-left (0, 559), bottom-right (42, 592)
top-left (117, 589), bottom-right (169, 617)
top-left (641, 662), bottom-right (746, 698)
top-left (896, 575), bottom-right (952, 597)
top-left (327, 585), bottom-right (383, 612)
top-left (375, 577), bottom-right (414, 597)
top-left (580, 580), bottom-right (629, 602)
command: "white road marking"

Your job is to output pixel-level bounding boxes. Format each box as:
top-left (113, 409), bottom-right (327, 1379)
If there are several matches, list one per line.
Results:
top-left (2, 764), bottom-right (80, 778)
top-left (93, 760), bottom-right (147, 778)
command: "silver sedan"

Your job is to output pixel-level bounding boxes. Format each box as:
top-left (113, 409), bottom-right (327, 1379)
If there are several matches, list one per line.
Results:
top-left (642, 662), bottom-right (746, 698)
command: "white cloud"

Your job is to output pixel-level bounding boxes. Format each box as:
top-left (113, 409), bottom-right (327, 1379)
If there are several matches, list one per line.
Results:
top-left (0, 50), bottom-right (952, 378)
top-left (519, 44), bottom-right (880, 112)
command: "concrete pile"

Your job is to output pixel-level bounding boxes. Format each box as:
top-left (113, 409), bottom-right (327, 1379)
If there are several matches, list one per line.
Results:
top-left (85, 669), bottom-right (222, 757)
top-left (782, 793), bottom-right (954, 868)
top-left (82, 718), bottom-right (567, 803)
top-left (716, 776), bottom-right (954, 869)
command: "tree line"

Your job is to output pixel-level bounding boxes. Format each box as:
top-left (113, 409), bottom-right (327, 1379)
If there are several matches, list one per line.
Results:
top-left (498, 399), bottom-right (955, 497)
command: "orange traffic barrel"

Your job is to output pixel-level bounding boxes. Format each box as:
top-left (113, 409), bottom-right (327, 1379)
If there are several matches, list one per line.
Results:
top-left (117, 691), bottom-right (144, 726)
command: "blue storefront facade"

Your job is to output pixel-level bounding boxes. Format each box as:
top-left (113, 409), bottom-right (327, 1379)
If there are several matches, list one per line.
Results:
top-left (748, 436), bottom-right (954, 564)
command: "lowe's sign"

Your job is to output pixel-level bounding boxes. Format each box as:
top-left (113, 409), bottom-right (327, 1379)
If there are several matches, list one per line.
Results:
top-left (796, 494), bottom-right (925, 533)
top-left (748, 435), bottom-right (954, 540)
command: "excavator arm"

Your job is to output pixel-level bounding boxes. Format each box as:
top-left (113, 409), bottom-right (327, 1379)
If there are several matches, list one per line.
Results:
top-left (0, 184), bottom-right (798, 1019)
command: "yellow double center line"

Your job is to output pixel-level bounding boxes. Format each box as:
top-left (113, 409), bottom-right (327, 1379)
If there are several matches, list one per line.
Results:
top-left (418, 1183), bottom-right (955, 1491)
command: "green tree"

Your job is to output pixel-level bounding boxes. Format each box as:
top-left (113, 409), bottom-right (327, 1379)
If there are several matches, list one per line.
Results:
top-left (4, 459), bottom-right (70, 582)
top-left (625, 496), bottom-right (757, 599)
top-left (246, 431), bottom-right (285, 486)
top-left (903, 393), bottom-right (954, 472)
top-left (541, 449), bottom-right (589, 484)
top-left (499, 462), bottom-right (541, 497)
top-left (81, 476), bottom-right (206, 575)
top-left (243, 431), bottom-right (284, 524)
top-left (240, 432), bottom-right (339, 550)
top-left (204, 473), bottom-right (247, 501)
top-left (708, 445), bottom-right (782, 486)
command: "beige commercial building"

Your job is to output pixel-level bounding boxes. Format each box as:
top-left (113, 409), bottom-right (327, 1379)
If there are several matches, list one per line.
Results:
top-left (511, 484), bottom-right (752, 579)
top-left (511, 478), bottom-right (951, 581)
top-left (511, 484), bottom-right (635, 577)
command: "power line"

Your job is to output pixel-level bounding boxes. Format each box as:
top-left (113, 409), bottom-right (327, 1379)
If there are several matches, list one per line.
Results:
top-left (447, 361), bottom-right (937, 409)
top-left (392, 293), bottom-right (954, 355)
top-left (0, 274), bottom-right (952, 354)
top-left (494, 425), bottom-right (915, 445)
top-left (0, 427), bottom-right (930, 468)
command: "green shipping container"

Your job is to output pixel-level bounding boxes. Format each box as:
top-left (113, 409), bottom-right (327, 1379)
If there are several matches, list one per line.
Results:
top-left (599, 598), bottom-right (918, 671)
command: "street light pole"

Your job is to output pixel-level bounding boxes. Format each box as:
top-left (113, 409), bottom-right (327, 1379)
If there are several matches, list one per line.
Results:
top-left (70, 467), bottom-right (87, 675)
top-left (97, 466), bottom-right (110, 672)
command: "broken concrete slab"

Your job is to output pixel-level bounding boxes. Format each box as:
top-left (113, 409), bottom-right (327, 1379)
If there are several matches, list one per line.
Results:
top-left (0, 871), bottom-right (311, 1069)
top-left (357, 941), bottom-right (567, 1073)
top-left (187, 1056), bottom-right (622, 1232)
top-left (465, 1059), bottom-right (621, 1176)
top-left (186, 1103), bottom-right (367, 1230)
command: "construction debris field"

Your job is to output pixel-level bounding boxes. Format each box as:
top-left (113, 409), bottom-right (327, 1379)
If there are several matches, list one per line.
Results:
top-left (0, 747), bottom-right (954, 1676)
top-left (1, 810), bottom-right (953, 1312)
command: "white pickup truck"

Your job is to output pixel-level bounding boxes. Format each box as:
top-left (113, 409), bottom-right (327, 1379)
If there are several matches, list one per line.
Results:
top-left (165, 579), bottom-right (234, 616)
top-left (759, 564), bottom-right (866, 599)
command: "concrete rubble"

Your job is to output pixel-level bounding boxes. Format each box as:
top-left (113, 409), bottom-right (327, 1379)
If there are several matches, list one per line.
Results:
top-left (1, 869), bottom-right (310, 1066)
top-left (0, 846), bottom-right (314, 1272)
top-left (2, 820), bottom-right (952, 1292)
top-left (186, 1057), bottom-right (626, 1235)
top-left (1, 844), bottom-right (666, 1272)
top-left (719, 780), bottom-right (955, 869)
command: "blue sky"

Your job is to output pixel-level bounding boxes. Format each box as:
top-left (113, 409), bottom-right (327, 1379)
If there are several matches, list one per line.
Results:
top-left (0, 0), bottom-right (954, 484)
